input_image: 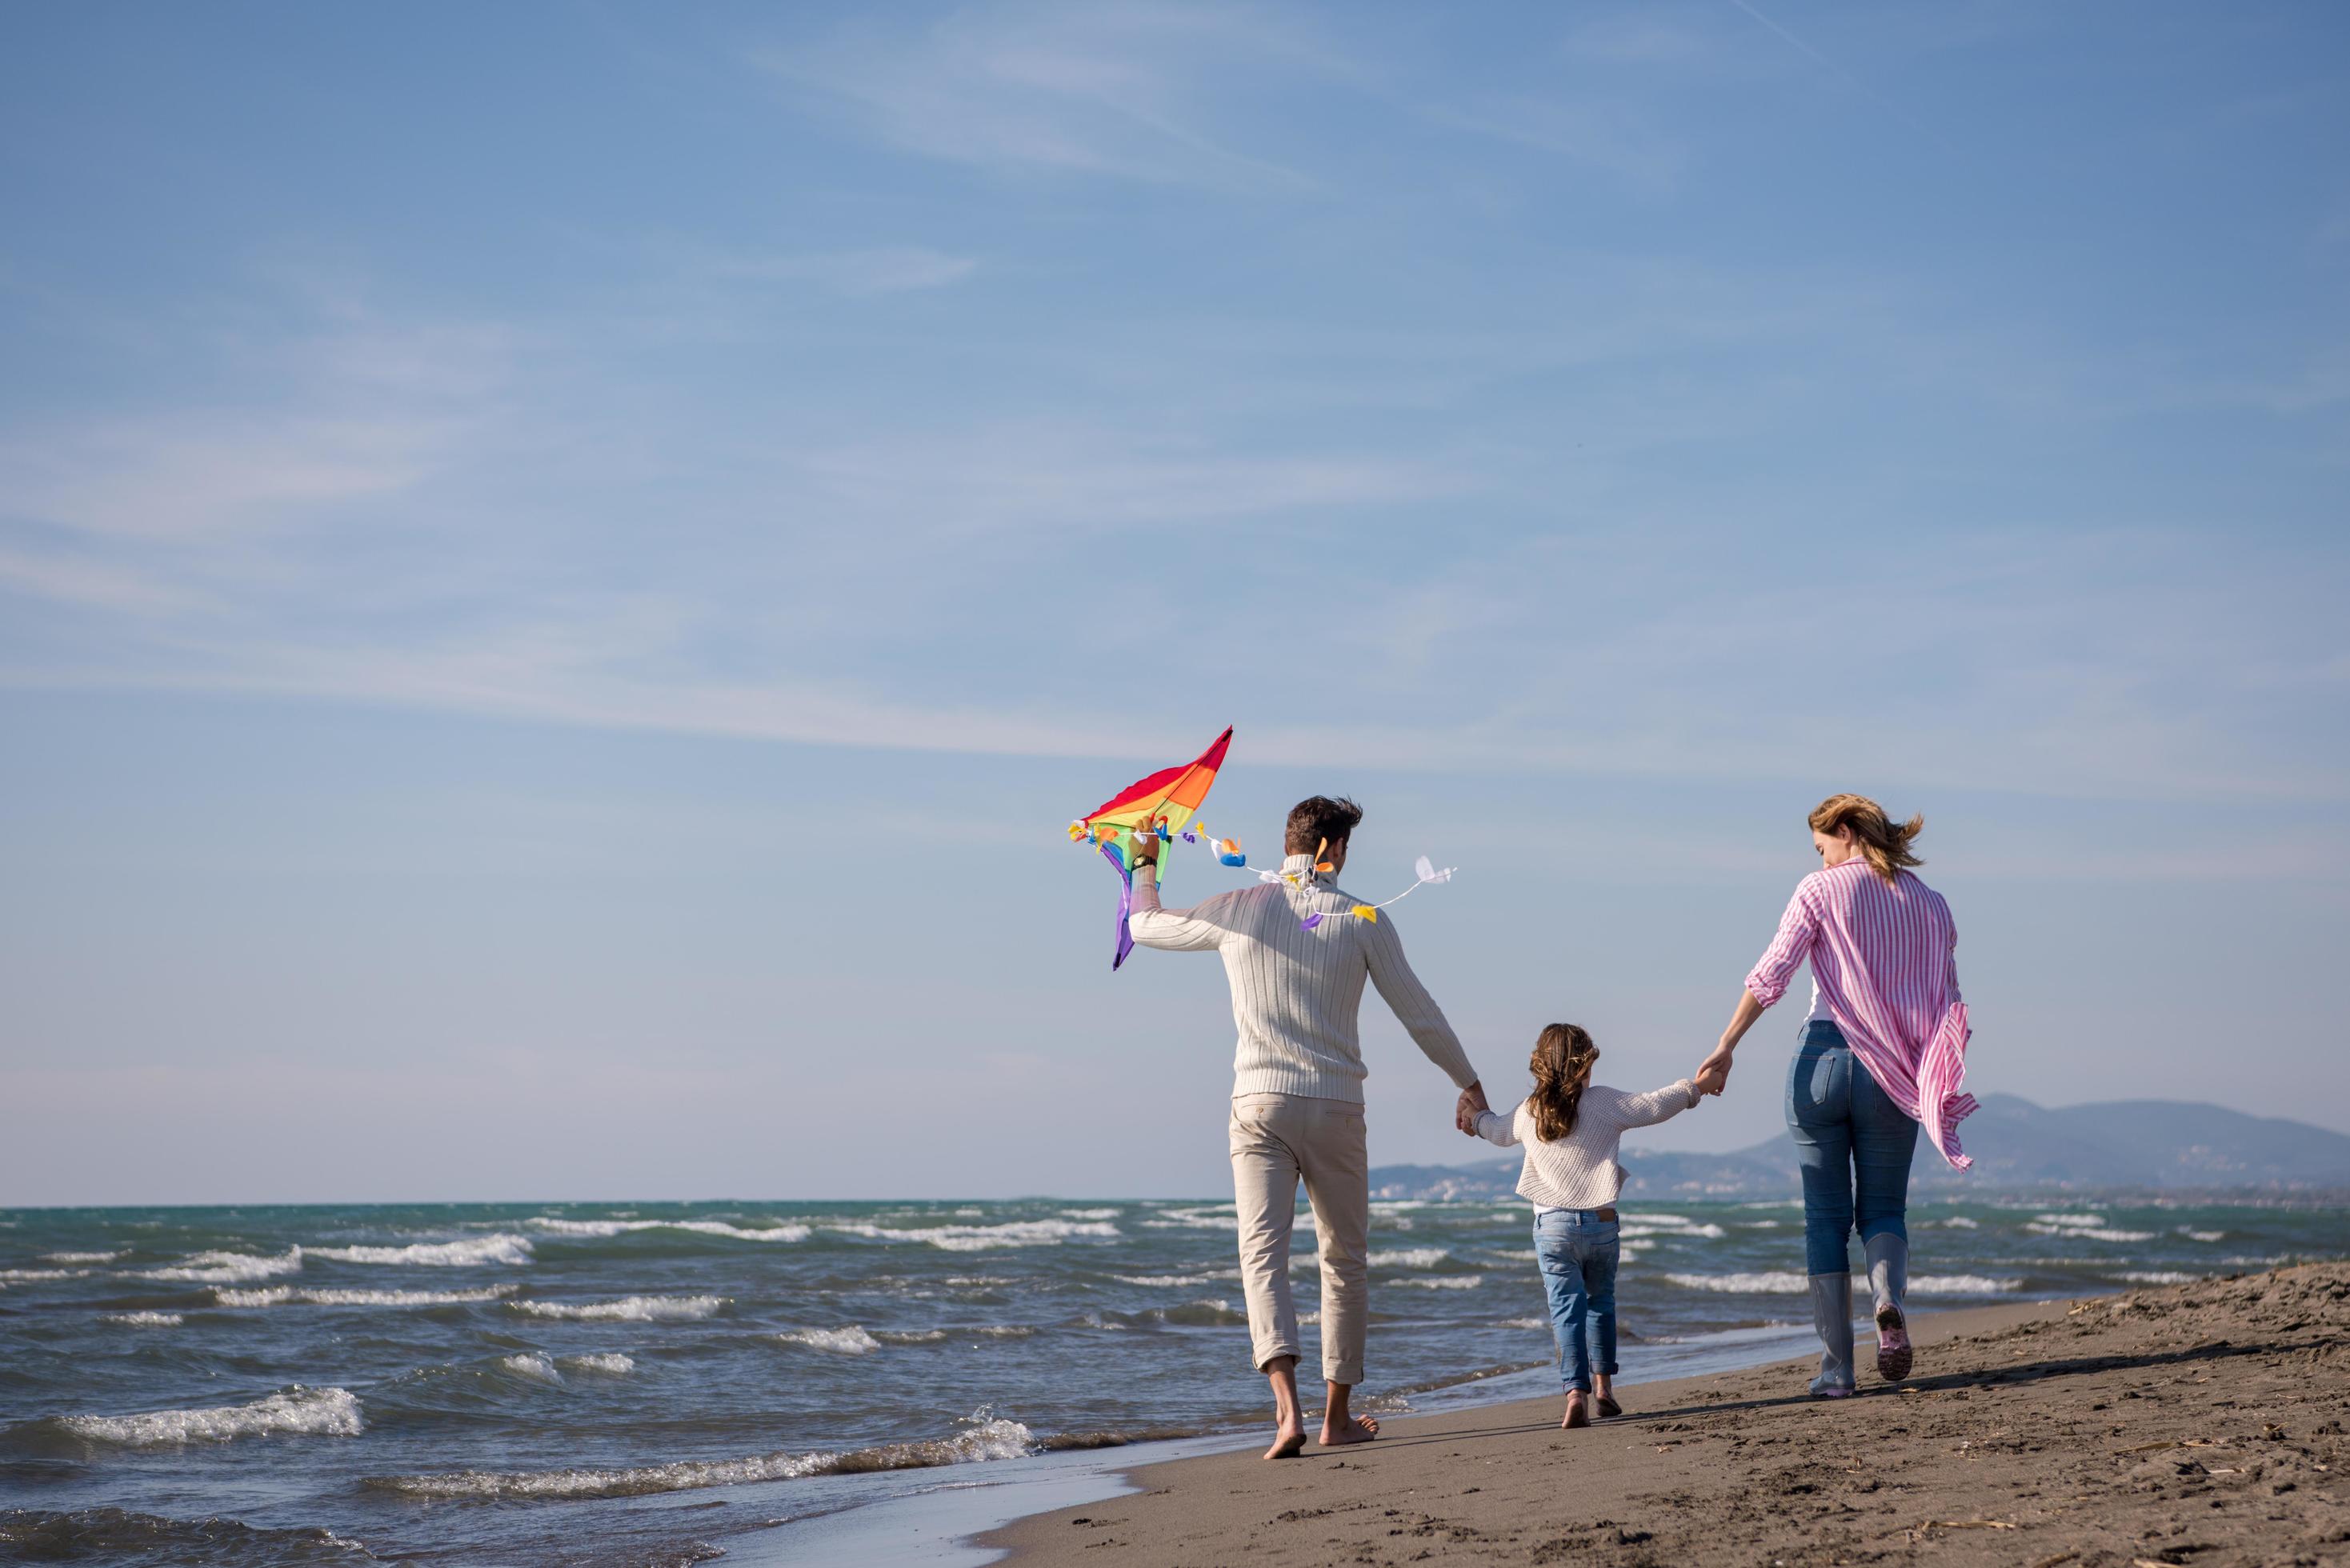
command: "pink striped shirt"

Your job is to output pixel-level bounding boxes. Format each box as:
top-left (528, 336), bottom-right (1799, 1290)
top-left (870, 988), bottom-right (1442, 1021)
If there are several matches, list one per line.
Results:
top-left (1745, 858), bottom-right (1977, 1170)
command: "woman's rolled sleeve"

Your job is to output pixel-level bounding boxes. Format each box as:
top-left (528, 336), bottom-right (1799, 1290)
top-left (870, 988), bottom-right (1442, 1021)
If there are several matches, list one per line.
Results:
top-left (1743, 885), bottom-right (1818, 1008)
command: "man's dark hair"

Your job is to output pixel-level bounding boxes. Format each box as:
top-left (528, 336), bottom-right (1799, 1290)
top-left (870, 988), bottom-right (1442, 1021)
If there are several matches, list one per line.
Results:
top-left (1285, 795), bottom-right (1364, 856)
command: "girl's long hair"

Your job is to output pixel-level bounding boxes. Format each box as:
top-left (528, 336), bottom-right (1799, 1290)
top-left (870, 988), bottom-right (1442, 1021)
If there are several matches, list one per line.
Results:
top-left (1528, 1023), bottom-right (1599, 1143)
top-left (1809, 793), bottom-right (1924, 885)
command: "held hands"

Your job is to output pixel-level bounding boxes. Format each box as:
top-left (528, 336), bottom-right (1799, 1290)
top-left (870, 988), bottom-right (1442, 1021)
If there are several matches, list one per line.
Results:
top-left (1692, 1045), bottom-right (1735, 1098)
top-left (1455, 1080), bottom-right (1490, 1135)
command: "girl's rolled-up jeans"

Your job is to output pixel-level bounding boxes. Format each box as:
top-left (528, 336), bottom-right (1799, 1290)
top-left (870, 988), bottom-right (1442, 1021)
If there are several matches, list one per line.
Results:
top-left (1785, 1019), bottom-right (1919, 1276)
top-left (1533, 1209), bottom-right (1619, 1393)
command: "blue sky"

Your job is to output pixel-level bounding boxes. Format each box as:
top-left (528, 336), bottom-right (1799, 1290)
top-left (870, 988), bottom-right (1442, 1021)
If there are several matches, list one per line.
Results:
top-left (2, 2), bottom-right (2344, 1205)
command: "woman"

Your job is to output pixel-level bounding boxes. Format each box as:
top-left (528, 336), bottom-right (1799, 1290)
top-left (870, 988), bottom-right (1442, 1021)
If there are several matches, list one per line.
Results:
top-left (1694, 794), bottom-right (1974, 1398)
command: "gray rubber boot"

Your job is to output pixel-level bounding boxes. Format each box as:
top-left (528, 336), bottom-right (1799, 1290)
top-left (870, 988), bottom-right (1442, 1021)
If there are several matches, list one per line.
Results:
top-left (1864, 1232), bottom-right (1912, 1382)
top-left (1808, 1273), bottom-right (1855, 1398)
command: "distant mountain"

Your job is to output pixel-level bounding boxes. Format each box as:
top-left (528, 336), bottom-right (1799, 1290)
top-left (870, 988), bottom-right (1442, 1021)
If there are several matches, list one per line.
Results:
top-left (1371, 1094), bottom-right (2350, 1202)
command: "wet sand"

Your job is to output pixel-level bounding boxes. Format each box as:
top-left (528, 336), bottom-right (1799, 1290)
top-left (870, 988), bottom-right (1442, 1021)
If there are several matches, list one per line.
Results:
top-left (985, 1264), bottom-right (2348, 1566)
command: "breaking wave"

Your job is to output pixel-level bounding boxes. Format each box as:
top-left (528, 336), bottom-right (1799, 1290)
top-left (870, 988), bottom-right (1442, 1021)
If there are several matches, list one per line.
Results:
top-left (507, 1295), bottom-right (725, 1322)
top-left (305, 1235), bottom-right (534, 1267)
top-left (102, 1312), bottom-right (182, 1327)
top-left (216, 1285), bottom-right (518, 1308)
top-left (776, 1326), bottom-right (883, 1355)
top-left (1910, 1274), bottom-right (2024, 1294)
top-left (526, 1217), bottom-right (811, 1243)
top-left (142, 1249), bottom-right (303, 1284)
top-left (1367, 1247), bottom-right (1451, 1268)
top-left (51, 1387), bottom-right (362, 1446)
top-left (827, 1218), bottom-right (1119, 1251)
top-left (1661, 1271), bottom-right (1812, 1294)
top-left (366, 1412), bottom-right (1037, 1500)
top-left (558, 1353), bottom-right (635, 1375)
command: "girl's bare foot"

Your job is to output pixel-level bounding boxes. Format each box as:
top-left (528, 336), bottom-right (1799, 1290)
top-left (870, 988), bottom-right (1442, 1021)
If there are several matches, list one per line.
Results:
top-left (1561, 1391), bottom-right (1590, 1429)
top-left (1318, 1414), bottom-right (1379, 1446)
top-left (1263, 1418), bottom-right (1306, 1460)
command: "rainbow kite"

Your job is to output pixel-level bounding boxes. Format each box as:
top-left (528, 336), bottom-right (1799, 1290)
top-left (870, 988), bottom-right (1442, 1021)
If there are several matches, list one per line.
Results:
top-left (1071, 726), bottom-right (1235, 970)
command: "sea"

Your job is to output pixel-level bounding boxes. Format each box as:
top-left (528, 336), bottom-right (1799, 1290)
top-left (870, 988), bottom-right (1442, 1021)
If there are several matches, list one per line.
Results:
top-left (1, 1196), bottom-right (2340, 1566)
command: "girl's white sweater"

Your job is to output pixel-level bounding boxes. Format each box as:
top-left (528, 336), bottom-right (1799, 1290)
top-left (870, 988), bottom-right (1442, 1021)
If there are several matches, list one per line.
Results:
top-left (1472, 1080), bottom-right (1699, 1210)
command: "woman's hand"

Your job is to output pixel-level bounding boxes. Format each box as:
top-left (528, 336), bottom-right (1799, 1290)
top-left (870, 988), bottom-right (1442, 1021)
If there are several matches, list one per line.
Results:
top-left (1693, 1046), bottom-right (1734, 1097)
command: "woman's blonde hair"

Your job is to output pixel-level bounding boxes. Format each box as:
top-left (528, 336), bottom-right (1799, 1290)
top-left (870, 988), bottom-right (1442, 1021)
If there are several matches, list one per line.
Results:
top-left (1809, 793), bottom-right (1924, 884)
top-left (1528, 1023), bottom-right (1599, 1142)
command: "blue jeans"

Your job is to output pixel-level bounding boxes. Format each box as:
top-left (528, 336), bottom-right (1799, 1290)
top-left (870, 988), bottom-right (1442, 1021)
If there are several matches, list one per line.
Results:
top-left (1533, 1210), bottom-right (1619, 1393)
top-left (1786, 1020), bottom-right (1919, 1276)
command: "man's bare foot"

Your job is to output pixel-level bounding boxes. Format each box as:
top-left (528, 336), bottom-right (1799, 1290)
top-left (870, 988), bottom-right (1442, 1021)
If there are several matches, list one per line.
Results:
top-left (1263, 1419), bottom-right (1306, 1460)
top-left (1561, 1391), bottom-right (1591, 1429)
top-left (1318, 1414), bottom-right (1379, 1446)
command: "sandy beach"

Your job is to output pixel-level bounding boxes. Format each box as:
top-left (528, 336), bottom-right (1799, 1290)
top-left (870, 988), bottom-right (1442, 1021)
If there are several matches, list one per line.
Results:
top-left (985, 1263), bottom-right (2348, 1566)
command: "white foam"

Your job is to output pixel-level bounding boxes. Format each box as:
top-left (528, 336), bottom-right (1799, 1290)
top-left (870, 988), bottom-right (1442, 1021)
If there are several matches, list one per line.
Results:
top-left (1138, 1206), bottom-right (1236, 1231)
top-left (1619, 1222), bottom-right (1726, 1239)
top-left (44, 1250), bottom-right (122, 1264)
top-left (2032, 1211), bottom-right (2106, 1226)
top-left (60, 1386), bottom-right (362, 1445)
top-left (558, 1353), bottom-right (635, 1375)
top-left (1396, 1276), bottom-right (1482, 1290)
top-left (217, 1284), bottom-right (517, 1308)
top-left (2180, 1229), bottom-right (2226, 1242)
top-left (1059, 1208), bottom-right (1123, 1220)
top-left (0, 1268), bottom-right (78, 1281)
top-left (1940, 1216), bottom-right (1980, 1229)
top-left (306, 1234), bottom-right (534, 1267)
top-left (1501, 1316), bottom-right (1549, 1330)
top-left (526, 1217), bottom-right (811, 1243)
top-left (370, 1414), bottom-right (1035, 1499)
top-left (501, 1354), bottom-right (563, 1382)
top-left (827, 1218), bottom-right (1119, 1251)
top-left (2024, 1223), bottom-right (2156, 1242)
top-left (143, 1248), bottom-right (303, 1283)
top-left (508, 1294), bottom-right (726, 1322)
top-left (1911, 1274), bottom-right (2024, 1294)
top-left (104, 1311), bottom-right (182, 1327)
top-left (776, 1326), bottom-right (883, 1355)
top-left (1367, 1247), bottom-right (1450, 1268)
top-left (1663, 1270), bottom-right (1812, 1294)
top-left (2120, 1270), bottom-right (2200, 1286)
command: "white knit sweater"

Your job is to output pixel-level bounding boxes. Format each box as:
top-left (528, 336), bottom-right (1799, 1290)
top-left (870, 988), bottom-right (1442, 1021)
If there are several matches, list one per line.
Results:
top-left (1473, 1080), bottom-right (1700, 1210)
top-left (1129, 852), bottom-right (1479, 1102)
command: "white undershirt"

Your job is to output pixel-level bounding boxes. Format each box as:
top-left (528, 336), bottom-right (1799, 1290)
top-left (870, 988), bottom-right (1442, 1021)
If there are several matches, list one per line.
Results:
top-left (1806, 972), bottom-right (1833, 1024)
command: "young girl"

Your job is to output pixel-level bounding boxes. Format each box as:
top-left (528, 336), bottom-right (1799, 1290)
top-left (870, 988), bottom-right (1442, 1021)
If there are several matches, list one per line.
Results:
top-left (1472, 1023), bottom-right (1702, 1427)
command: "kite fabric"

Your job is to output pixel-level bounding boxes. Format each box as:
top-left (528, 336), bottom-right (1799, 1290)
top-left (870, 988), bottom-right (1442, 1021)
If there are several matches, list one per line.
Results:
top-left (1071, 726), bottom-right (1235, 970)
top-left (1068, 727), bottom-right (1459, 967)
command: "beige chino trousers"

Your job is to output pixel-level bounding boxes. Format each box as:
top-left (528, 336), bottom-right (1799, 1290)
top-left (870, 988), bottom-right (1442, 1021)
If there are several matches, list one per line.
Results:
top-left (1228, 1092), bottom-right (1370, 1386)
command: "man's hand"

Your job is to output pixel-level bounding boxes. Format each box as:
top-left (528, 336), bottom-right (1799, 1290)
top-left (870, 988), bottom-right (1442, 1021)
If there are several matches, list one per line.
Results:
top-left (1693, 1046), bottom-right (1735, 1097)
top-left (1455, 1080), bottom-right (1490, 1134)
top-left (1129, 830), bottom-right (1160, 871)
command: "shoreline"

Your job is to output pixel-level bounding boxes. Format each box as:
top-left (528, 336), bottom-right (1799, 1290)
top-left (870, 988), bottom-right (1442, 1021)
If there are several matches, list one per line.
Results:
top-left (739, 1296), bottom-right (2064, 1566)
top-left (971, 1265), bottom-right (2348, 1566)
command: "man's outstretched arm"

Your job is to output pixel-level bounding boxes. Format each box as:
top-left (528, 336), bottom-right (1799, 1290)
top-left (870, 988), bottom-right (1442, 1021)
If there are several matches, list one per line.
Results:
top-left (1127, 862), bottom-right (1231, 952)
top-left (1362, 913), bottom-right (1484, 1129)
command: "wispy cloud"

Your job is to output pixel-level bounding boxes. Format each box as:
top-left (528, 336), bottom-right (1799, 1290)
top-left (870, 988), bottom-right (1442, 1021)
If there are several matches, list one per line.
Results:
top-left (707, 245), bottom-right (981, 297)
top-left (753, 2), bottom-right (1341, 187)
top-left (1423, 95), bottom-right (1684, 192)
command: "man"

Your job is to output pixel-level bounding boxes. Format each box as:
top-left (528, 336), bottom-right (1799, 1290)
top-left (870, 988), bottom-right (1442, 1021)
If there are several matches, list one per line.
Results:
top-left (1128, 794), bottom-right (1487, 1459)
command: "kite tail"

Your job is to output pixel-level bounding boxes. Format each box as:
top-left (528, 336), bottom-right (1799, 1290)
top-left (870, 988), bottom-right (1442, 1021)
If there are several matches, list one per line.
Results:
top-left (1103, 841), bottom-right (1136, 970)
